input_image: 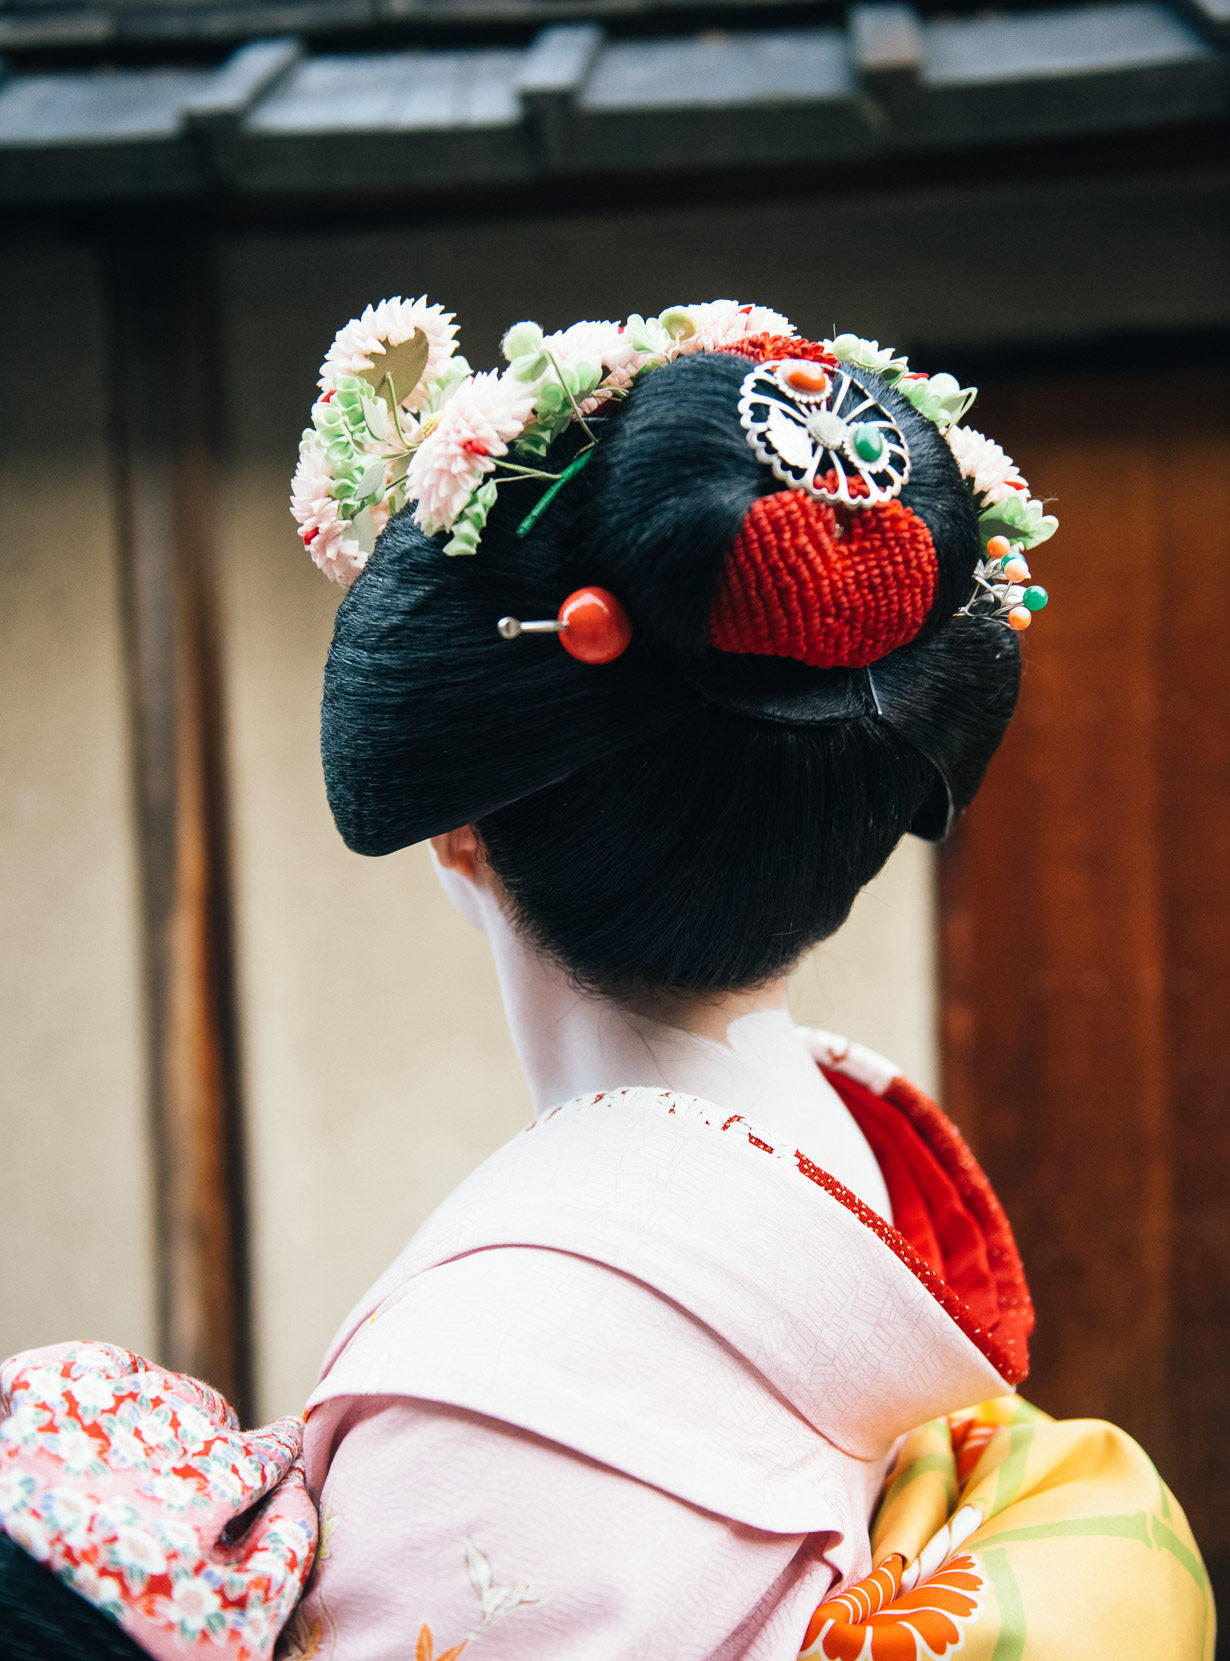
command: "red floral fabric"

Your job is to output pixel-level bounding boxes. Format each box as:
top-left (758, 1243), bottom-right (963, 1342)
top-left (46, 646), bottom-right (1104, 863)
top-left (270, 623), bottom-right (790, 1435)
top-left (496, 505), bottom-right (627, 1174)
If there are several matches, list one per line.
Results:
top-left (0, 1342), bottom-right (317, 1661)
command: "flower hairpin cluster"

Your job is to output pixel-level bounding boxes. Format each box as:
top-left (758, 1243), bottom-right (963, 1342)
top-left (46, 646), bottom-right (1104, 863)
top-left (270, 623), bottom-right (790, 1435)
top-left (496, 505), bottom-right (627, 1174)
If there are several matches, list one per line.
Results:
top-left (291, 298), bottom-right (792, 581)
top-left (290, 299), bottom-right (1057, 633)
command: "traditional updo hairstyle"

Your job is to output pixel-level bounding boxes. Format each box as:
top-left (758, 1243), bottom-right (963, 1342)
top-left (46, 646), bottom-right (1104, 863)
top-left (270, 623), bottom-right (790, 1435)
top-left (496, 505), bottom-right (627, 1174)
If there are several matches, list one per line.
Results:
top-left (322, 346), bottom-right (1021, 999)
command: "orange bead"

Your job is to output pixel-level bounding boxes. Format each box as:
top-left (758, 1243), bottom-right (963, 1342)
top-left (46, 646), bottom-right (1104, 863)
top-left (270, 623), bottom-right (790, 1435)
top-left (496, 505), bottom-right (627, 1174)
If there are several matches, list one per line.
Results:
top-left (1003, 555), bottom-right (1031, 582)
top-left (784, 361), bottom-right (830, 396)
top-left (986, 535), bottom-right (1012, 563)
top-left (1007, 605), bottom-right (1032, 630)
top-left (558, 587), bottom-right (633, 664)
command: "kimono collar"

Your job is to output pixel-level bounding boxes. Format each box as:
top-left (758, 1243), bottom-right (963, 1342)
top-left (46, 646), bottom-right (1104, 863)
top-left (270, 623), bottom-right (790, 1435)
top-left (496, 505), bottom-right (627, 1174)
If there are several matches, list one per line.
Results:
top-left (312, 1041), bottom-right (1031, 1463)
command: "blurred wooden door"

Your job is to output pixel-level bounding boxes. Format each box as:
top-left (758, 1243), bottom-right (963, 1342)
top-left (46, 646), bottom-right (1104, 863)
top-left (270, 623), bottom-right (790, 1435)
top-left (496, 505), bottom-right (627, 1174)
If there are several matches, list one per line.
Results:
top-left (941, 368), bottom-right (1229, 1634)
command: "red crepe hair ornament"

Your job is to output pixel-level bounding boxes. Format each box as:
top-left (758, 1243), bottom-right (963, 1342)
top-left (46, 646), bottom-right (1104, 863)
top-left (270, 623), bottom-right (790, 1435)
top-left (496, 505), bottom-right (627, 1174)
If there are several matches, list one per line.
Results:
top-left (708, 488), bottom-right (938, 669)
top-left (720, 333), bottom-right (838, 369)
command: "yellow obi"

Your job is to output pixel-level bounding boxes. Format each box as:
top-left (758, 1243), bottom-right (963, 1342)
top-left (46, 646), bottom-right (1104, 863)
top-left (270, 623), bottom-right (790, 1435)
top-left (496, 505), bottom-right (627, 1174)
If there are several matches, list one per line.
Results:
top-left (800, 1395), bottom-right (1213, 1661)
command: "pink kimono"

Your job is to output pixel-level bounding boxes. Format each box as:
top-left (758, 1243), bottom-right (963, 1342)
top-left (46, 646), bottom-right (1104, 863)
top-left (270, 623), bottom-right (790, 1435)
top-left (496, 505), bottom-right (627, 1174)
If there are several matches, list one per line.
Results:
top-left (285, 1032), bottom-right (1031, 1661)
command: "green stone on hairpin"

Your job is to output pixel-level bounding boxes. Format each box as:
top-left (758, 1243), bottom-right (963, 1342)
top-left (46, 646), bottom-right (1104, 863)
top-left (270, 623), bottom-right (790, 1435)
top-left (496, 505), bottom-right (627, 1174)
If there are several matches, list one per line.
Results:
top-left (959, 535), bottom-right (1052, 632)
top-left (850, 424), bottom-right (887, 464)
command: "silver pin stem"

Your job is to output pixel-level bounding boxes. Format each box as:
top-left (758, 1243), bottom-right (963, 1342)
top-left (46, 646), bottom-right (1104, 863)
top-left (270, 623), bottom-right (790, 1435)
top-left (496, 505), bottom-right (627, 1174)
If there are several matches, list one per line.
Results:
top-left (498, 616), bottom-right (568, 639)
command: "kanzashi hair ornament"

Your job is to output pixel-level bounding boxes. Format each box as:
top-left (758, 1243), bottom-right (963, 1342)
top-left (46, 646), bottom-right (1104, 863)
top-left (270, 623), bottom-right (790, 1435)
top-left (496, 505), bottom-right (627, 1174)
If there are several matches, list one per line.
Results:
top-left (291, 302), bottom-right (1058, 635)
top-left (498, 587), bottom-right (633, 664)
top-left (738, 360), bottom-right (911, 508)
top-left (959, 535), bottom-right (1050, 632)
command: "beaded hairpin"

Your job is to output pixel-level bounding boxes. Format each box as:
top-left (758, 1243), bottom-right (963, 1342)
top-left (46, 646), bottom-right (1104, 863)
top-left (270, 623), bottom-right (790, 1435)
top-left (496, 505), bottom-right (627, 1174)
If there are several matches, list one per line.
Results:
top-left (961, 536), bottom-right (1049, 632)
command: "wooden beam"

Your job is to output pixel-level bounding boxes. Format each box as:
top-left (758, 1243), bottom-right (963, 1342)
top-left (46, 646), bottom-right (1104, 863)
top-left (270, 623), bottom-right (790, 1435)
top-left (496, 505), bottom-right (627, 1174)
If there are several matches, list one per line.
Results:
top-left (106, 238), bottom-right (251, 1418)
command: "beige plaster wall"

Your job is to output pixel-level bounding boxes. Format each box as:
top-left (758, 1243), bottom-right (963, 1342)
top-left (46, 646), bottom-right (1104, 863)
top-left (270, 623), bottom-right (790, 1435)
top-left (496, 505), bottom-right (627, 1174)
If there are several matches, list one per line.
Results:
top-left (0, 251), bottom-right (156, 1363)
top-left (791, 839), bottom-right (936, 1093)
top-left (218, 221), bottom-right (938, 1420)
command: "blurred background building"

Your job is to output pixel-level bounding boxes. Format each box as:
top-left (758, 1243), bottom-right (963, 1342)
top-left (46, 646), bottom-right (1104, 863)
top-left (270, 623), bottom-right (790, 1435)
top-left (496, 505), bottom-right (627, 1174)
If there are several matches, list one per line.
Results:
top-left (1, 0), bottom-right (1227, 1637)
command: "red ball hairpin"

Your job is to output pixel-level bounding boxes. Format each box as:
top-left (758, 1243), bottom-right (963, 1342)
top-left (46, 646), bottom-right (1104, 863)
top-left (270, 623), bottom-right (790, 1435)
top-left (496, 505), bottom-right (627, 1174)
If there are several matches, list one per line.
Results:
top-left (497, 586), bottom-right (633, 665)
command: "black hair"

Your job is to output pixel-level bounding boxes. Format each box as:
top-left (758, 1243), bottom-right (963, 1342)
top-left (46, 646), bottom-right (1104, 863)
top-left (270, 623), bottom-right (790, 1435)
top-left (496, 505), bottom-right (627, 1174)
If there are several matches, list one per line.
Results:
top-left (0, 1531), bottom-right (151, 1660)
top-left (322, 350), bottom-right (1020, 999)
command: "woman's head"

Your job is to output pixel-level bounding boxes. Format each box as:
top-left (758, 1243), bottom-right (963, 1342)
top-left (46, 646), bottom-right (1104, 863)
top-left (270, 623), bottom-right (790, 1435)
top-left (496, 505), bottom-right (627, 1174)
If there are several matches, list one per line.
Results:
top-left (301, 302), bottom-right (1052, 1001)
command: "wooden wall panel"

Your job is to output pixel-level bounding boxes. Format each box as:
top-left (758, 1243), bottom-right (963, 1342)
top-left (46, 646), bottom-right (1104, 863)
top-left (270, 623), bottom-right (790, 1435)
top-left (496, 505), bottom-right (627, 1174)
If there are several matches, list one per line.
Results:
top-left (941, 371), bottom-right (1229, 1632)
top-left (108, 240), bottom-right (251, 1416)
top-left (1160, 424), bottom-right (1230, 1614)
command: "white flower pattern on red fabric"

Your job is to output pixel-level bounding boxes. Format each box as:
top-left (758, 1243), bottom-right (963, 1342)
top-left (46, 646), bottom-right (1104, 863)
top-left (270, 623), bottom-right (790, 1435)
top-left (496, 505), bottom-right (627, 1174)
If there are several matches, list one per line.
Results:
top-left (0, 1342), bottom-right (317, 1661)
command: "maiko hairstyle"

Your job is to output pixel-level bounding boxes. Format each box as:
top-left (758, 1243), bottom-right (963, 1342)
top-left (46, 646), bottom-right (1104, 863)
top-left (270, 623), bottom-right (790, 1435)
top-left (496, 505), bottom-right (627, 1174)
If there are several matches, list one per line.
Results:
top-left (300, 301), bottom-right (1055, 999)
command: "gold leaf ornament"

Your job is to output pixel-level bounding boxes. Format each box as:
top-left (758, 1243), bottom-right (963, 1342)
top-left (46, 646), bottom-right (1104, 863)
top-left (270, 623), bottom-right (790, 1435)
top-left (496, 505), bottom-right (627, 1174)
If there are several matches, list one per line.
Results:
top-left (358, 328), bottom-right (430, 410)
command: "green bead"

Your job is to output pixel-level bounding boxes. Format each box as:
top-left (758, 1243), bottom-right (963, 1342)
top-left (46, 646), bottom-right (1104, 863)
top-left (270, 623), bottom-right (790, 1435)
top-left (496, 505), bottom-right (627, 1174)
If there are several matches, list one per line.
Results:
top-left (1024, 585), bottom-right (1049, 611)
top-left (851, 423), bottom-right (886, 463)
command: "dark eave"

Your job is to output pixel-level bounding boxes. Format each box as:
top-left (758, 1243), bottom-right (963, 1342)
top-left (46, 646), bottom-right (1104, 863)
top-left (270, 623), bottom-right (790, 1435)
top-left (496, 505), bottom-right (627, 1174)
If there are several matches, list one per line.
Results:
top-left (0, 1), bottom-right (1226, 205)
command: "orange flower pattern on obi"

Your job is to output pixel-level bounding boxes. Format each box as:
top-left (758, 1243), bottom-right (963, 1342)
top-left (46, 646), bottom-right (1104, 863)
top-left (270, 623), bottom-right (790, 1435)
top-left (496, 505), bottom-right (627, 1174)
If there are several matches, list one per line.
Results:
top-left (802, 1552), bottom-right (984, 1661)
top-left (949, 1417), bottom-right (998, 1488)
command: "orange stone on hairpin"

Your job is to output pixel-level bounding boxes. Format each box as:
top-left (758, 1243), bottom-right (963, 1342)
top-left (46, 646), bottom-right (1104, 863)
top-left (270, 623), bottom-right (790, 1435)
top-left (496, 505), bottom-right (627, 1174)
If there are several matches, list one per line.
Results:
top-left (497, 586), bottom-right (633, 665)
top-left (779, 360), bottom-right (831, 399)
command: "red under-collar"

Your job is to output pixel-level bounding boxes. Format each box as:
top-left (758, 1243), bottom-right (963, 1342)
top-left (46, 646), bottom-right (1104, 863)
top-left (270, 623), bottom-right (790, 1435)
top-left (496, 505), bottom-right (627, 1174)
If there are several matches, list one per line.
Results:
top-left (814, 1067), bottom-right (1033, 1385)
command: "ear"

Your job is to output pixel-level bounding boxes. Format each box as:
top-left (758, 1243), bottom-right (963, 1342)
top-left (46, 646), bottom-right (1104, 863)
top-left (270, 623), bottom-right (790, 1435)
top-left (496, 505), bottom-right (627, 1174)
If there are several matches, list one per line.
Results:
top-left (429, 825), bottom-right (485, 885)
